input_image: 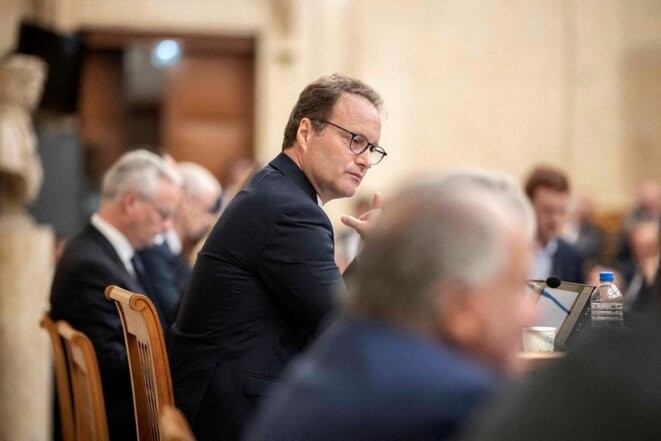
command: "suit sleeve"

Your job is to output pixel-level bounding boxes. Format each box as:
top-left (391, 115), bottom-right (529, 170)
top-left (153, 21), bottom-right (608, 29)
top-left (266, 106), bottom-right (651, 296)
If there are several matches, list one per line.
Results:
top-left (257, 201), bottom-right (344, 333)
top-left (52, 258), bottom-right (129, 380)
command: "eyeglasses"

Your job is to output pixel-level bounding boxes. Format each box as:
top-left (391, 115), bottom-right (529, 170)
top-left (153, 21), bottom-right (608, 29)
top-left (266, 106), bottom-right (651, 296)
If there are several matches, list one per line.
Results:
top-left (313, 119), bottom-right (387, 165)
top-left (139, 195), bottom-right (176, 221)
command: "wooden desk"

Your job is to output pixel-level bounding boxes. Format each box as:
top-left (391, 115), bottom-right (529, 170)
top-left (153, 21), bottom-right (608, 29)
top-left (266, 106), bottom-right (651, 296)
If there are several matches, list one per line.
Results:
top-left (518, 352), bottom-right (566, 373)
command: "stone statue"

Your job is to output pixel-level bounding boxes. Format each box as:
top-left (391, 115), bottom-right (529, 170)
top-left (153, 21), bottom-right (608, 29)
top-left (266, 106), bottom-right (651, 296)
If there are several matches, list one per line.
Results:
top-left (0, 55), bottom-right (53, 441)
top-left (0, 54), bottom-right (47, 227)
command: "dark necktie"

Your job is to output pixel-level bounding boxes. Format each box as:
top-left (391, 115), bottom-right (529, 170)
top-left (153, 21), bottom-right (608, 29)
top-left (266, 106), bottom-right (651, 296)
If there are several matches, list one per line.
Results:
top-left (131, 253), bottom-right (153, 295)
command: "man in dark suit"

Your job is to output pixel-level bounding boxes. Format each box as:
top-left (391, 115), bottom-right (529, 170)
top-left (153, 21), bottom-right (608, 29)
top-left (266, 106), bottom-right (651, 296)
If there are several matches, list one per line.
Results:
top-left (524, 165), bottom-right (585, 283)
top-left (50, 149), bottom-right (182, 440)
top-left (169, 73), bottom-right (387, 440)
top-left (137, 161), bottom-right (222, 338)
top-left (246, 170), bottom-right (539, 441)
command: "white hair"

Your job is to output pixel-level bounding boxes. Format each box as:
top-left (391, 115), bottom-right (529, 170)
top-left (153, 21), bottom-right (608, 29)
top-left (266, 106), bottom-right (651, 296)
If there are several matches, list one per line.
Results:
top-left (177, 162), bottom-right (221, 198)
top-left (101, 149), bottom-right (182, 201)
top-left (345, 168), bottom-right (535, 330)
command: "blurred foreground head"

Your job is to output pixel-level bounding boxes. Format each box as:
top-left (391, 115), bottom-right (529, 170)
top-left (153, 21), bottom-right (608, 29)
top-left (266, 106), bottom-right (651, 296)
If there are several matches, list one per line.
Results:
top-left (346, 169), bottom-right (538, 373)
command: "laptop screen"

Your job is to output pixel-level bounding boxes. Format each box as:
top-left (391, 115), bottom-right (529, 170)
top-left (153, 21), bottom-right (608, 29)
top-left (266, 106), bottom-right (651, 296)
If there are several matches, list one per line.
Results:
top-left (528, 281), bottom-right (595, 350)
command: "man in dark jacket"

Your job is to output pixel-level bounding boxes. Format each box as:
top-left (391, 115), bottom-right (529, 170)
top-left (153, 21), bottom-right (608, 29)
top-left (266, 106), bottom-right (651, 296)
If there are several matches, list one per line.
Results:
top-left (525, 165), bottom-right (585, 283)
top-left (247, 169), bottom-right (538, 441)
top-left (169, 73), bottom-right (387, 441)
top-left (50, 149), bottom-right (181, 440)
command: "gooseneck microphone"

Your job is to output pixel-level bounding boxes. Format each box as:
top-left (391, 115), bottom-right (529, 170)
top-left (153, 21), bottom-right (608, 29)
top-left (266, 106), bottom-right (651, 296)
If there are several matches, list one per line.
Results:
top-left (526, 275), bottom-right (569, 314)
top-left (545, 275), bottom-right (561, 289)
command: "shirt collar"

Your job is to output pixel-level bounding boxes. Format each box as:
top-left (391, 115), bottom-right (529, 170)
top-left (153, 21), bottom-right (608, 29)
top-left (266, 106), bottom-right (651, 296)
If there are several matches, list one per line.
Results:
top-left (538, 238), bottom-right (559, 256)
top-left (91, 213), bottom-right (135, 272)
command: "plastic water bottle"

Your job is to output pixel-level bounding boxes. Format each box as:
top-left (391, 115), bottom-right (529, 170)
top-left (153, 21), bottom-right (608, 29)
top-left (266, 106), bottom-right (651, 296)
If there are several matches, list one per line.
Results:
top-left (590, 271), bottom-right (623, 329)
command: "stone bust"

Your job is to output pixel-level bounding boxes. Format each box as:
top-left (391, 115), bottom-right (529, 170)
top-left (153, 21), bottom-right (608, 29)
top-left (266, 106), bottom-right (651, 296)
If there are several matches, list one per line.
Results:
top-left (0, 54), bottom-right (48, 226)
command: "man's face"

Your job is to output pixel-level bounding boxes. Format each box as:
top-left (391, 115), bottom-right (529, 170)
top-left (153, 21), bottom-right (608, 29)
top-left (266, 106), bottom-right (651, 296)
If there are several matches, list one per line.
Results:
top-left (129, 178), bottom-right (182, 249)
top-left (630, 223), bottom-right (660, 265)
top-left (182, 191), bottom-right (220, 244)
top-left (531, 187), bottom-right (570, 245)
top-left (463, 225), bottom-right (537, 373)
top-left (301, 93), bottom-right (381, 204)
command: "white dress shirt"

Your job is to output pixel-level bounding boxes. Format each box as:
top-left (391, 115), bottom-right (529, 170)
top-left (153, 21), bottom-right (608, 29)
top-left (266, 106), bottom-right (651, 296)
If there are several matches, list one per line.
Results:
top-left (91, 213), bottom-right (136, 277)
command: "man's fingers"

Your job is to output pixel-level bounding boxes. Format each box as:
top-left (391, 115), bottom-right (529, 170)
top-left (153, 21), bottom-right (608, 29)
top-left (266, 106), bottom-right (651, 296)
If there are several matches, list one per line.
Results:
top-left (341, 215), bottom-right (360, 229)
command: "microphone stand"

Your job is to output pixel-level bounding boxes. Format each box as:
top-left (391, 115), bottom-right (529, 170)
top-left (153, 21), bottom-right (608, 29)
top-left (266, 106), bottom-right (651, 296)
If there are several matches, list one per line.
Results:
top-left (527, 276), bottom-right (569, 314)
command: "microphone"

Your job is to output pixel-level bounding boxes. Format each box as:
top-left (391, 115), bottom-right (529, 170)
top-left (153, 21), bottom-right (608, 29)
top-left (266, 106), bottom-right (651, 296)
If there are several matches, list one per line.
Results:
top-left (526, 276), bottom-right (569, 314)
top-left (526, 276), bottom-right (562, 292)
top-left (546, 275), bottom-right (561, 289)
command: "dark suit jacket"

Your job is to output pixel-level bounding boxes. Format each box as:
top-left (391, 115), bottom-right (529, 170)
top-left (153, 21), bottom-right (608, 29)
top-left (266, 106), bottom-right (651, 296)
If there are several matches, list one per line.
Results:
top-left (137, 241), bottom-right (191, 339)
top-left (50, 224), bottom-right (140, 440)
top-left (552, 238), bottom-right (585, 284)
top-left (246, 317), bottom-right (503, 441)
top-left (169, 153), bottom-right (343, 441)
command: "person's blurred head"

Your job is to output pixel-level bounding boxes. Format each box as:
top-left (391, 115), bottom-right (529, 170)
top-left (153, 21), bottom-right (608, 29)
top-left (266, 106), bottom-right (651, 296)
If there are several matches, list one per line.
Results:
top-left (524, 165), bottom-right (571, 246)
top-left (628, 219), bottom-right (660, 267)
top-left (174, 162), bottom-right (222, 247)
top-left (282, 73), bottom-right (385, 204)
top-left (99, 149), bottom-right (182, 249)
top-left (637, 180), bottom-right (661, 218)
top-left (345, 169), bottom-right (537, 373)
top-left (572, 194), bottom-right (596, 223)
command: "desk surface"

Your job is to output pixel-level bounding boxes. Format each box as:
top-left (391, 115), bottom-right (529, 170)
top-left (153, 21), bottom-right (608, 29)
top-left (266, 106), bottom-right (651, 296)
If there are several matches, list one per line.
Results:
top-left (518, 352), bottom-right (566, 373)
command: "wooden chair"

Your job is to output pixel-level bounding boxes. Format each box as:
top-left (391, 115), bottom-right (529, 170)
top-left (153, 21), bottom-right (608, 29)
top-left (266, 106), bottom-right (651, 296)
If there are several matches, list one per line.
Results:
top-left (57, 320), bottom-right (109, 441)
top-left (40, 313), bottom-right (76, 441)
top-left (105, 285), bottom-right (174, 441)
top-left (159, 405), bottom-right (197, 441)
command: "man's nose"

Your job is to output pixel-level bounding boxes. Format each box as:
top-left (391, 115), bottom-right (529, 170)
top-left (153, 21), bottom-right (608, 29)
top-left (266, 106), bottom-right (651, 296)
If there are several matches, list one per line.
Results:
top-left (161, 217), bottom-right (174, 231)
top-left (355, 149), bottom-right (373, 169)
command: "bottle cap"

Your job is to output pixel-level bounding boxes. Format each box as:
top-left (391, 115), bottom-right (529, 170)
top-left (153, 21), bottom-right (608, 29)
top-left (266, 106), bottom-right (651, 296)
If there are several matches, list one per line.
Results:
top-left (599, 271), bottom-right (615, 282)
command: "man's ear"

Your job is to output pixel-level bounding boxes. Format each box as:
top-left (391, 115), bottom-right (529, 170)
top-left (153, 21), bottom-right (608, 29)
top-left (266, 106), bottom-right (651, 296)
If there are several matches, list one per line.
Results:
top-left (436, 283), bottom-right (483, 347)
top-left (120, 191), bottom-right (141, 215)
top-left (296, 118), bottom-right (313, 151)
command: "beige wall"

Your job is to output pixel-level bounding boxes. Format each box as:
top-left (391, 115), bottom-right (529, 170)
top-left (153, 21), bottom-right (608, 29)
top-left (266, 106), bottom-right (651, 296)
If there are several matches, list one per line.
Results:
top-left (0, 0), bottom-right (29, 55)
top-left (3, 0), bottom-right (661, 220)
top-left (279, 0), bottom-right (661, 221)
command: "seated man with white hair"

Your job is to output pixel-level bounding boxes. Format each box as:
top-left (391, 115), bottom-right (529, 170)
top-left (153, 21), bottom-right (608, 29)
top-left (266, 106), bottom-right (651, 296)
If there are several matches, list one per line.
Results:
top-left (138, 161), bottom-right (222, 336)
top-left (245, 169), bottom-right (538, 441)
top-left (50, 149), bottom-right (182, 440)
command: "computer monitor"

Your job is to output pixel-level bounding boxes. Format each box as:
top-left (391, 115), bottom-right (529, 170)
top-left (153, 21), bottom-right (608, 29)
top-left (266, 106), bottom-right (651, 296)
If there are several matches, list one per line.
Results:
top-left (528, 281), bottom-right (595, 351)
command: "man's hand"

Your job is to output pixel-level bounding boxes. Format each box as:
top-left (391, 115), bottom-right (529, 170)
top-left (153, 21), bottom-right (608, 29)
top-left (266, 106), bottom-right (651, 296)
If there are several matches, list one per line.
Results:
top-left (340, 192), bottom-right (383, 241)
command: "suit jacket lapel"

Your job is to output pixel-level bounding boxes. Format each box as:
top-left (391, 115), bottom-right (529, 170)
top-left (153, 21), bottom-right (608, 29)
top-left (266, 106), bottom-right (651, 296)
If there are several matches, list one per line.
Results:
top-left (84, 223), bottom-right (144, 293)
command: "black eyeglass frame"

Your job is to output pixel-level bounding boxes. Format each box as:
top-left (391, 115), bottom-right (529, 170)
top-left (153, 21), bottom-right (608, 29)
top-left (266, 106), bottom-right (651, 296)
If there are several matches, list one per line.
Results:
top-left (312, 119), bottom-right (387, 165)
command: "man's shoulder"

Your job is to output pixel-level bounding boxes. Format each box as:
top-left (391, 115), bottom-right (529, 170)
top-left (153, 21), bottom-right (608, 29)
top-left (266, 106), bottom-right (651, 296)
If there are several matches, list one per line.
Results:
top-left (57, 226), bottom-right (123, 274)
top-left (250, 320), bottom-right (500, 441)
top-left (51, 228), bottom-right (133, 309)
top-left (61, 226), bottom-right (109, 257)
top-left (298, 319), bottom-right (500, 393)
top-left (251, 166), bottom-right (314, 200)
top-left (231, 168), bottom-right (321, 219)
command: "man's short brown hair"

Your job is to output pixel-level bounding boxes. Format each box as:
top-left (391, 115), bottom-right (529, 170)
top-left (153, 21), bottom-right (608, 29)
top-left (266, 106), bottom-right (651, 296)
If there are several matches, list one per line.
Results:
top-left (281, 73), bottom-right (383, 150)
top-left (524, 165), bottom-right (570, 200)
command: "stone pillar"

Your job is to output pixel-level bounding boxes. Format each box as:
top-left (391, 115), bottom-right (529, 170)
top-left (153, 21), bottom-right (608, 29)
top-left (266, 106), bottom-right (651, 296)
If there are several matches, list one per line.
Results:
top-left (0, 224), bottom-right (54, 441)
